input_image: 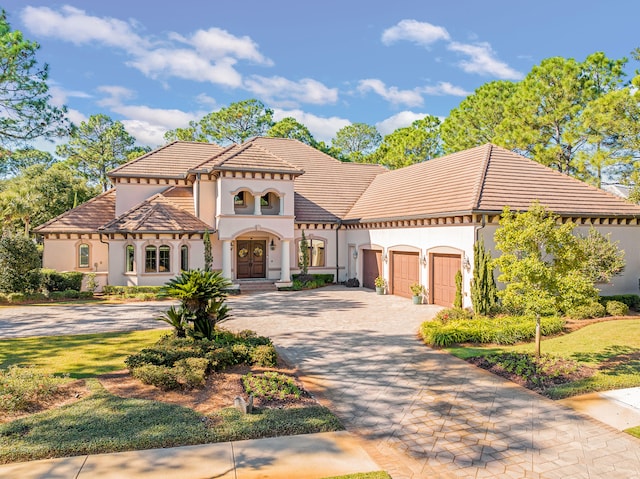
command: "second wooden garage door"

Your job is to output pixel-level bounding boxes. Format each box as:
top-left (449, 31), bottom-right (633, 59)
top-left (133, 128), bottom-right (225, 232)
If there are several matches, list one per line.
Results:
top-left (431, 254), bottom-right (461, 307)
top-left (391, 252), bottom-right (419, 298)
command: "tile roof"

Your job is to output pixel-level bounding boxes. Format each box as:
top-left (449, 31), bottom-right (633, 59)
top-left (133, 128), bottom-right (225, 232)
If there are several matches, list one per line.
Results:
top-left (109, 141), bottom-right (224, 179)
top-left (34, 189), bottom-right (116, 233)
top-left (161, 186), bottom-right (195, 215)
top-left (251, 137), bottom-right (386, 222)
top-left (193, 142), bottom-right (303, 175)
top-left (345, 144), bottom-right (640, 222)
top-left (100, 194), bottom-right (210, 233)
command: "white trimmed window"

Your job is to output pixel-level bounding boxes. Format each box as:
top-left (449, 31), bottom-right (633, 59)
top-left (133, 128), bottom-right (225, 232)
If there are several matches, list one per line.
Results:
top-left (145, 245), bottom-right (171, 273)
top-left (125, 245), bottom-right (135, 273)
top-left (78, 243), bottom-right (90, 268)
top-left (180, 245), bottom-right (189, 271)
top-left (298, 238), bottom-right (326, 268)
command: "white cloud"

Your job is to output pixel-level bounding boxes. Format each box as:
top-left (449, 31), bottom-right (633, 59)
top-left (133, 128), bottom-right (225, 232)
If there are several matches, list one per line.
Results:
top-left (173, 28), bottom-right (273, 65)
top-left (21, 5), bottom-right (149, 53)
top-left (66, 108), bottom-right (89, 125)
top-left (245, 76), bottom-right (338, 107)
top-left (357, 79), bottom-right (423, 107)
top-left (421, 81), bottom-right (470, 96)
top-left (96, 85), bottom-right (136, 107)
top-left (195, 93), bottom-right (218, 108)
top-left (447, 42), bottom-right (523, 80)
top-left (127, 49), bottom-right (243, 88)
top-left (121, 120), bottom-right (173, 147)
top-left (274, 109), bottom-right (349, 143)
top-left (375, 111), bottom-right (428, 135)
top-left (382, 19), bottom-right (450, 47)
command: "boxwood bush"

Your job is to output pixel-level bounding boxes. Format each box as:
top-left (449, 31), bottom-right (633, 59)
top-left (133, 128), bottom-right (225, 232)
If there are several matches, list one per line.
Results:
top-left (599, 294), bottom-right (640, 310)
top-left (40, 269), bottom-right (83, 292)
top-left (126, 331), bottom-right (277, 390)
top-left (420, 314), bottom-right (565, 347)
top-left (605, 300), bottom-right (629, 316)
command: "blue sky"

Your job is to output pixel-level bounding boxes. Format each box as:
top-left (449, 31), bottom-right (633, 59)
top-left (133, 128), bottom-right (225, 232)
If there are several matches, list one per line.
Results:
top-left (3, 1), bottom-right (639, 148)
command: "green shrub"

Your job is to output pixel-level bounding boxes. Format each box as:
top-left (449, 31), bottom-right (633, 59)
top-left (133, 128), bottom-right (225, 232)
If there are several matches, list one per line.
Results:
top-left (7, 292), bottom-right (26, 303)
top-left (605, 300), bottom-right (629, 316)
top-left (242, 371), bottom-right (302, 400)
top-left (420, 315), bottom-right (564, 347)
top-left (480, 352), bottom-right (582, 389)
top-left (131, 364), bottom-right (180, 390)
top-left (0, 234), bottom-right (41, 293)
top-left (0, 366), bottom-right (66, 413)
top-left (0, 293), bottom-right (8, 303)
top-left (24, 292), bottom-right (47, 302)
top-left (173, 357), bottom-right (209, 388)
top-left (103, 285), bottom-right (163, 296)
top-left (78, 291), bottom-right (94, 299)
top-left (40, 270), bottom-right (83, 292)
top-left (206, 346), bottom-right (236, 370)
top-left (62, 289), bottom-right (80, 299)
top-left (566, 302), bottom-right (606, 320)
top-left (49, 291), bottom-right (66, 301)
top-left (231, 343), bottom-right (252, 363)
top-left (434, 308), bottom-right (473, 323)
top-left (250, 344), bottom-right (278, 367)
top-left (600, 294), bottom-right (640, 310)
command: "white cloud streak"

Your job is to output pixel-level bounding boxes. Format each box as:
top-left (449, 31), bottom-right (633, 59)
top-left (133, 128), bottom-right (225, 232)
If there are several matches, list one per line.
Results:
top-left (375, 111), bottom-right (428, 135)
top-left (357, 79), bottom-right (424, 107)
top-left (246, 76), bottom-right (339, 107)
top-left (274, 109), bottom-right (349, 143)
top-left (382, 19), bottom-right (450, 46)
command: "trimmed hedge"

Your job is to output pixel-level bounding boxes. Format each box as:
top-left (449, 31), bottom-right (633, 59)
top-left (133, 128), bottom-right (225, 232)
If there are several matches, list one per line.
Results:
top-left (40, 269), bottom-right (83, 292)
top-left (103, 285), bottom-right (163, 295)
top-left (599, 294), bottom-right (640, 311)
top-left (420, 315), bottom-right (565, 347)
top-left (565, 302), bottom-right (606, 320)
top-left (605, 300), bottom-right (629, 316)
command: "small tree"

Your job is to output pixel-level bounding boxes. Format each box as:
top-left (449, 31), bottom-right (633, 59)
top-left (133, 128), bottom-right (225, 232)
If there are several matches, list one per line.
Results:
top-left (454, 270), bottom-right (463, 309)
top-left (470, 238), bottom-right (498, 316)
top-left (0, 233), bottom-right (41, 293)
top-left (203, 230), bottom-right (213, 272)
top-left (298, 230), bottom-right (309, 275)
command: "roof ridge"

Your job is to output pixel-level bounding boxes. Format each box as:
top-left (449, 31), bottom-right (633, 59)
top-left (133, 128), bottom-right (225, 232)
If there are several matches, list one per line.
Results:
top-left (246, 142), bottom-right (302, 171)
top-left (471, 144), bottom-right (493, 210)
top-left (191, 143), bottom-right (239, 171)
top-left (99, 191), bottom-right (170, 230)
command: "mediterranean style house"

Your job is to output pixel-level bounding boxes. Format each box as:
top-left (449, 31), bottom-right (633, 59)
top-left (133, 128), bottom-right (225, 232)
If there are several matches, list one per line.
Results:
top-left (35, 138), bottom-right (640, 308)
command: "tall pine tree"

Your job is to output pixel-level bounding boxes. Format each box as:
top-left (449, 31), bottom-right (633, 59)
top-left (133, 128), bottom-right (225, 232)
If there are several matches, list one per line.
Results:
top-left (470, 238), bottom-right (498, 316)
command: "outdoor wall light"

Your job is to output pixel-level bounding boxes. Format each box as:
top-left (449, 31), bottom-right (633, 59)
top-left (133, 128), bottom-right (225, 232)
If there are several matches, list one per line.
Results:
top-left (353, 250), bottom-right (358, 259)
top-left (383, 253), bottom-right (388, 263)
top-left (270, 239), bottom-right (275, 251)
top-left (421, 255), bottom-right (427, 267)
top-left (463, 254), bottom-right (471, 271)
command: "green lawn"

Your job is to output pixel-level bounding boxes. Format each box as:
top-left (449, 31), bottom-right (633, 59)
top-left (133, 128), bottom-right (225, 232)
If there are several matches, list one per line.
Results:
top-left (0, 330), bottom-right (167, 378)
top-left (0, 379), bottom-right (341, 464)
top-left (447, 319), bottom-right (640, 398)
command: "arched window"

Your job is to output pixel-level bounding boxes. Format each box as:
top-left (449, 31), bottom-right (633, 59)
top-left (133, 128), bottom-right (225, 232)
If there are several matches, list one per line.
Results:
top-left (78, 243), bottom-right (90, 268)
top-left (145, 246), bottom-right (157, 273)
top-left (125, 245), bottom-right (135, 273)
top-left (159, 245), bottom-right (171, 272)
top-left (180, 245), bottom-right (189, 271)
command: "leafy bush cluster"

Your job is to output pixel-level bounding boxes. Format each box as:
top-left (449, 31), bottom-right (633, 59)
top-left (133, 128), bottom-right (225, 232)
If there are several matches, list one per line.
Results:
top-left (0, 366), bottom-right (67, 413)
top-left (103, 285), bottom-right (163, 300)
top-left (421, 310), bottom-right (564, 347)
top-left (474, 352), bottom-right (584, 390)
top-left (599, 294), bottom-right (640, 310)
top-left (40, 270), bottom-right (83, 292)
top-left (242, 371), bottom-right (302, 400)
top-left (288, 273), bottom-right (334, 291)
top-left (0, 290), bottom-right (92, 304)
top-left (566, 298), bottom-right (630, 319)
top-left (125, 332), bottom-right (277, 390)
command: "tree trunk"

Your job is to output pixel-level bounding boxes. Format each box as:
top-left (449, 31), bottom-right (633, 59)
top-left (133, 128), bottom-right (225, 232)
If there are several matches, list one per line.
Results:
top-left (535, 313), bottom-right (541, 358)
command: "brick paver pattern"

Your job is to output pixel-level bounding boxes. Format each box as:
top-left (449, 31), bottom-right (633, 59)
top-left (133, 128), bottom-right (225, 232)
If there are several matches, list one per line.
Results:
top-left (227, 286), bottom-right (640, 479)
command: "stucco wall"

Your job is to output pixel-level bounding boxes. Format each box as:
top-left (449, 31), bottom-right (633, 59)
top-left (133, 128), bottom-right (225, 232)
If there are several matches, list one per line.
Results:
top-left (41, 238), bottom-right (109, 291)
top-left (217, 176), bottom-right (295, 217)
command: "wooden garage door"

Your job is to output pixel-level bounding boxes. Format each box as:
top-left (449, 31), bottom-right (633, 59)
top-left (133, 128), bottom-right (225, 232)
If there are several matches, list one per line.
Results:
top-left (431, 254), bottom-right (461, 307)
top-left (391, 252), bottom-right (419, 298)
top-left (362, 249), bottom-right (382, 290)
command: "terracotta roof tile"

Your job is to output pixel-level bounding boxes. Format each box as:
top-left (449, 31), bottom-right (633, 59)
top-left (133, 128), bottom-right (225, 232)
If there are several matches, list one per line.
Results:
top-left (34, 190), bottom-right (116, 233)
top-left (161, 186), bottom-right (195, 215)
top-left (194, 142), bottom-right (303, 175)
top-left (109, 141), bottom-right (224, 179)
top-left (345, 144), bottom-right (640, 221)
top-left (251, 137), bottom-right (386, 222)
top-left (100, 194), bottom-right (210, 233)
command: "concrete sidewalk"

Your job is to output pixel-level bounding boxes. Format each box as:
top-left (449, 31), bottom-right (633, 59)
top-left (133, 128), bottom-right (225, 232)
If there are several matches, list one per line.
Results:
top-left (0, 431), bottom-right (380, 479)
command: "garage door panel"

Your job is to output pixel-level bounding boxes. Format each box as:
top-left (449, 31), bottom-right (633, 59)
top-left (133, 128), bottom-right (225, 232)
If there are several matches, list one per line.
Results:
top-left (391, 252), bottom-right (419, 298)
top-left (362, 249), bottom-right (382, 290)
top-left (431, 254), bottom-right (461, 307)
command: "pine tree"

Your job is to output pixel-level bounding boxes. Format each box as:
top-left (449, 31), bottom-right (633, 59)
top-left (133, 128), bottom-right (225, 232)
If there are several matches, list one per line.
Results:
top-left (470, 238), bottom-right (498, 316)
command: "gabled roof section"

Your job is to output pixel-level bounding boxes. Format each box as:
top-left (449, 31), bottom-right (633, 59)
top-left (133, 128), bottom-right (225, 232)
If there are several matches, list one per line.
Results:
top-left (192, 141), bottom-right (303, 175)
top-left (100, 194), bottom-right (210, 233)
top-left (161, 186), bottom-right (195, 215)
top-left (251, 137), bottom-right (386, 222)
top-left (109, 141), bottom-right (225, 179)
top-left (34, 190), bottom-right (116, 234)
top-left (345, 144), bottom-right (640, 222)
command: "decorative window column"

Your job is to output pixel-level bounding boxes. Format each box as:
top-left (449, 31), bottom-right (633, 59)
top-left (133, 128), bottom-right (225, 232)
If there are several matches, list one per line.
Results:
top-left (280, 239), bottom-right (291, 282)
top-left (221, 240), bottom-right (232, 279)
top-left (279, 196), bottom-right (285, 215)
top-left (253, 194), bottom-right (262, 215)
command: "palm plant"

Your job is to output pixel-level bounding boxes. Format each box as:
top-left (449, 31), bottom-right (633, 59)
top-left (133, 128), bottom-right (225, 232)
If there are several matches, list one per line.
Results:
top-left (155, 305), bottom-right (188, 338)
top-left (160, 269), bottom-right (232, 339)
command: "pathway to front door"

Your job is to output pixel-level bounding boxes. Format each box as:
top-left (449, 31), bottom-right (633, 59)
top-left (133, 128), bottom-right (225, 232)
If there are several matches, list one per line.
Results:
top-left (226, 286), bottom-right (640, 478)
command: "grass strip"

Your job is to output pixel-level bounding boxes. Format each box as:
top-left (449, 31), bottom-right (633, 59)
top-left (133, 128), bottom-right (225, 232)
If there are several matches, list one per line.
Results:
top-left (0, 380), bottom-right (343, 464)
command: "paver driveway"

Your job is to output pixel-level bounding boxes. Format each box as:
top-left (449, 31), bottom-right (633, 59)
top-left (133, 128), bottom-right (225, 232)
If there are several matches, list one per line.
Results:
top-left (226, 286), bottom-right (640, 479)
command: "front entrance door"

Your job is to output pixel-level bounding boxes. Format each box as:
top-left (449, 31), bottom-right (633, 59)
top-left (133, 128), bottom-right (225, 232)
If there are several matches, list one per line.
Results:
top-left (237, 240), bottom-right (266, 279)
